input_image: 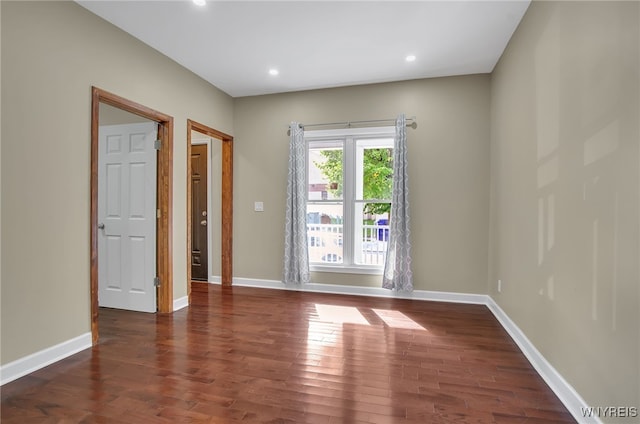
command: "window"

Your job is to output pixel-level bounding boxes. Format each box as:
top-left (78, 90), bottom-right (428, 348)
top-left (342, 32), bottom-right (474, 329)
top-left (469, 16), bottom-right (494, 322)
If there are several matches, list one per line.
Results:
top-left (306, 127), bottom-right (394, 273)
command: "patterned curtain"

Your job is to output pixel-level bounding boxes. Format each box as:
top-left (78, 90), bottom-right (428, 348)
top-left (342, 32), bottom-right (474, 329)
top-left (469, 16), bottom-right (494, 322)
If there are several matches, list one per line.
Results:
top-left (382, 114), bottom-right (413, 291)
top-left (283, 122), bottom-right (310, 285)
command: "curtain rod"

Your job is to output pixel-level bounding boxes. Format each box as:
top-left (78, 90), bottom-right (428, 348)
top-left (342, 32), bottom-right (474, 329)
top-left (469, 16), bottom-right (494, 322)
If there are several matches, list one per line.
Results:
top-left (287, 116), bottom-right (417, 136)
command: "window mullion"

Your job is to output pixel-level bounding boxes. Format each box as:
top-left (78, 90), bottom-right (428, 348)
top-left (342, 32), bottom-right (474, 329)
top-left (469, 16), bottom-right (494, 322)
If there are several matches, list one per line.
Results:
top-left (343, 136), bottom-right (355, 266)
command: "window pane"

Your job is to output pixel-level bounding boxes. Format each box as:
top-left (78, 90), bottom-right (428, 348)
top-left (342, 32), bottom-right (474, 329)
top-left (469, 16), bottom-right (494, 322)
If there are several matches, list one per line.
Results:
top-left (308, 144), bottom-right (342, 201)
top-left (307, 204), bottom-right (343, 264)
top-left (355, 139), bottom-right (393, 201)
top-left (354, 202), bottom-right (390, 266)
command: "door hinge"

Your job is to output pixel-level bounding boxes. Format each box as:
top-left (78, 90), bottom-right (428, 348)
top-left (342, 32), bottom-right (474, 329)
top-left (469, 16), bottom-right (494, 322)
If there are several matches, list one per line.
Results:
top-left (157, 208), bottom-right (161, 219)
top-left (153, 277), bottom-right (160, 287)
top-left (154, 139), bottom-right (161, 150)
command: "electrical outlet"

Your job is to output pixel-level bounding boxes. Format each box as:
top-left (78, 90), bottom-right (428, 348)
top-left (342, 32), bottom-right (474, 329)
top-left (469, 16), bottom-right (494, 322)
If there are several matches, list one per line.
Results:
top-left (254, 201), bottom-right (264, 212)
top-left (498, 279), bottom-right (502, 293)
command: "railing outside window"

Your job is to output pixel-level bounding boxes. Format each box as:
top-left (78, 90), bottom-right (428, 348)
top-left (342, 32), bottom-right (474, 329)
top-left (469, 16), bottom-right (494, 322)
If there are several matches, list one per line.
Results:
top-left (307, 223), bottom-right (389, 266)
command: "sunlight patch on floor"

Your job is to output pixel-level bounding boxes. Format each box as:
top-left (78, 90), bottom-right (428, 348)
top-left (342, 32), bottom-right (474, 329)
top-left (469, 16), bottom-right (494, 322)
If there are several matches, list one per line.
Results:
top-left (372, 309), bottom-right (426, 330)
top-left (314, 304), bottom-right (370, 325)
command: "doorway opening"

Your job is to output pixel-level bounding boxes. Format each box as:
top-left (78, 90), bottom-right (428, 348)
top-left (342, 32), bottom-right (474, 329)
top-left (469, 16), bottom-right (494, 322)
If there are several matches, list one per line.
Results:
top-left (90, 87), bottom-right (174, 345)
top-left (190, 142), bottom-right (210, 282)
top-left (186, 120), bottom-right (233, 302)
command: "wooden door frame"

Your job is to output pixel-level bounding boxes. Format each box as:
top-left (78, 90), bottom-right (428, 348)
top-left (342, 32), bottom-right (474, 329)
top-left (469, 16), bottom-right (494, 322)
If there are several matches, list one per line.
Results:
top-left (187, 119), bottom-right (233, 301)
top-left (90, 86), bottom-right (174, 345)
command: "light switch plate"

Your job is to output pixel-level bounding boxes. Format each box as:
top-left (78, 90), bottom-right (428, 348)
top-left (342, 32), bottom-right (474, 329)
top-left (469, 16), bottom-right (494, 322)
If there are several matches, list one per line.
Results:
top-left (254, 201), bottom-right (264, 212)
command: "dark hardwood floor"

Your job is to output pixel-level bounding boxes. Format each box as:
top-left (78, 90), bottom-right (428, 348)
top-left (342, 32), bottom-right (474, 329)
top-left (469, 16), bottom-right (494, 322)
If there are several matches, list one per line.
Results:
top-left (1, 285), bottom-right (576, 423)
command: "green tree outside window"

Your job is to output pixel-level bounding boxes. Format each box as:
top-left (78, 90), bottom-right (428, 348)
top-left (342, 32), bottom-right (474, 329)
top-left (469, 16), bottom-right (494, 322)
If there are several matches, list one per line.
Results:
top-left (315, 148), bottom-right (392, 215)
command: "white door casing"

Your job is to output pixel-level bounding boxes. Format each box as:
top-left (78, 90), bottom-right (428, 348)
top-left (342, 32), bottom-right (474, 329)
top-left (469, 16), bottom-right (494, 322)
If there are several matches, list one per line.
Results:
top-left (98, 122), bottom-right (158, 313)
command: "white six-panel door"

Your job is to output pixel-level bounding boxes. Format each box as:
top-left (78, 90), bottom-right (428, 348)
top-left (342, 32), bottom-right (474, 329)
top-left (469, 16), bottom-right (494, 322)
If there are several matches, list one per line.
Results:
top-left (98, 122), bottom-right (158, 313)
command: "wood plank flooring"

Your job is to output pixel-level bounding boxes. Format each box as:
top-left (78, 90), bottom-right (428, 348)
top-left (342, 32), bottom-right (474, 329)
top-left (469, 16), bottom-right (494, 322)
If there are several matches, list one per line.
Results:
top-left (1, 285), bottom-right (576, 423)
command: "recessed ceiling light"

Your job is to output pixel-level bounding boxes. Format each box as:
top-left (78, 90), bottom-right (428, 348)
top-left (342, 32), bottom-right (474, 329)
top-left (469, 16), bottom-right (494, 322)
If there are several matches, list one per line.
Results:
top-left (193, 0), bottom-right (206, 6)
top-left (269, 68), bottom-right (279, 76)
top-left (405, 55), bottom-right (417, 62)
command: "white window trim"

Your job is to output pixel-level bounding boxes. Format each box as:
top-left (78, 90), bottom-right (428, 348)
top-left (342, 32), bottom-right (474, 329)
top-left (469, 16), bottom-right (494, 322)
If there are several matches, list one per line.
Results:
top-left (310, 264), bottom-right (385, 275)
top-left (305, 126), bottom-right (394, 274)
top-left (305, 126), bottom-right (395, 138)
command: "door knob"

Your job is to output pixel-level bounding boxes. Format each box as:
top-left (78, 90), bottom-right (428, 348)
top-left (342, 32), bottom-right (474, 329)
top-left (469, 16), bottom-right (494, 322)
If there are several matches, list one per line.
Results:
top-left (202, 210), bottom-right (207, 217)
top-left (98, 223), bottom-right (105, 230)
top-left (200, 220), bottom-right (207, 226)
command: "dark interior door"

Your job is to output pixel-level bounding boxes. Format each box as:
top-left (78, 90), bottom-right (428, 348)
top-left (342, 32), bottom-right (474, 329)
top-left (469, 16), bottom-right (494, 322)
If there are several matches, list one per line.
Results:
top-left (191, 144), bottom-right (208, 281)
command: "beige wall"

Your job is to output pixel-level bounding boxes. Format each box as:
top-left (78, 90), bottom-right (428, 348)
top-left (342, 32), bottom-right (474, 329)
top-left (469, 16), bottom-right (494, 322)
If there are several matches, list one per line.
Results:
top-left (234, 75), bottom-right (491, 292)
top-left (99, 103), bottom-right (150, 125)
top-left (0, 1), bottom-right (234, 364)
top-left (490, 0), bottom-right (639, 414)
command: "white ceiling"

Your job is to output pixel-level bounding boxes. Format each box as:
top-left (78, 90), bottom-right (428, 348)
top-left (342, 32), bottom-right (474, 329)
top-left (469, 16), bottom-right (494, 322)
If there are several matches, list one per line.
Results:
top-left (77, 0), bottom-right (530, 98)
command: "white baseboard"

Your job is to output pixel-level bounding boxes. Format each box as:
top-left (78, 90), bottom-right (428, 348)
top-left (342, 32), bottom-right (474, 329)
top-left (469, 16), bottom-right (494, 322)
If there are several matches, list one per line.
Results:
top-left (486, 298), bottom-right (600, 424)
top-left (173, 295), bottom-right (189, 311)
top-left (0, 332), bottom-right (92, 386)
top-left (228, 277), bottom-right (489, 305)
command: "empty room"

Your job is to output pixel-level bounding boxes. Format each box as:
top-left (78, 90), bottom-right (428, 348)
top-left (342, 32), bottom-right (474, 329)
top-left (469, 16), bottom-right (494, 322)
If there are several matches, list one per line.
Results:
top-left (1, 1), bottom-right (638, 423)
